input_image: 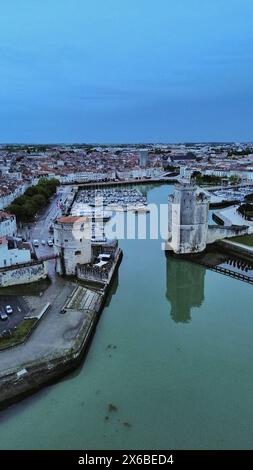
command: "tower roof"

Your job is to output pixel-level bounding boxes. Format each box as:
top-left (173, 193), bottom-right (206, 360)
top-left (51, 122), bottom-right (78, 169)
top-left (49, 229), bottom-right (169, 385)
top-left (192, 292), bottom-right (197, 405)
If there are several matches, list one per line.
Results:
top-left (57, 216), bottom-right (89, 224)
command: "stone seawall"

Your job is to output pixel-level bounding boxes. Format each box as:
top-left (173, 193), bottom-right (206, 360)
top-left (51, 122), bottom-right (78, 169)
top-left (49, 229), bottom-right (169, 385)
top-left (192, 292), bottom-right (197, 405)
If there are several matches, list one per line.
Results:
top-left (0, 261), bottom-right (48, 287)
top-left (77, 247), bottom-right (122, 286)
top-left (207, 225), bottom-right (249, 244)
top-left (0, 299), bottom-right (101, 410)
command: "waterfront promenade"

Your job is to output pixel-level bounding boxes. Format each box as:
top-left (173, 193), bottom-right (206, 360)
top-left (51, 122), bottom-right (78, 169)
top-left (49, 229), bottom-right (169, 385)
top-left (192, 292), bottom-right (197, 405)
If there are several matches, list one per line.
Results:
top-left (0, 279), bottom-right (76, 374)
top-left (0, 279), bottom-right (105, 408)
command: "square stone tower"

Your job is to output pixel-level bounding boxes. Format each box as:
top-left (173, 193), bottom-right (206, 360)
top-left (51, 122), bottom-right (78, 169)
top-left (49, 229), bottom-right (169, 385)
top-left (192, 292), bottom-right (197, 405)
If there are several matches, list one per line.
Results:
top-left (168, 182), bottom-right (210, 254)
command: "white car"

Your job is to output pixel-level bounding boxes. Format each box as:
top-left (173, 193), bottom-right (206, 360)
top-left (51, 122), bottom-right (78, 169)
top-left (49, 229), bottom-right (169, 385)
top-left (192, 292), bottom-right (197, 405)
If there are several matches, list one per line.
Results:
top-left (5, 305), bottom-right (13, 315)
top-left (41, 240), bottom-right (46, 245)
top-left (33, 240), bottom-right (39, 247)
top-left (47, 239), bottom-right (54, 247)
top-left (0, 313), bottom-right (8, 321)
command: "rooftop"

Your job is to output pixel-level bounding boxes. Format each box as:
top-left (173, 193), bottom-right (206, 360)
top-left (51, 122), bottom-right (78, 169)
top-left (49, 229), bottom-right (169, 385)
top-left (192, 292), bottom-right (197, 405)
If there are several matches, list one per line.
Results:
top-left (57, 216), bottom-right (89, 224)
top-left (0, 237), bottom-right (8, 246)
top-left (0, 211), bottom-right (14, 221)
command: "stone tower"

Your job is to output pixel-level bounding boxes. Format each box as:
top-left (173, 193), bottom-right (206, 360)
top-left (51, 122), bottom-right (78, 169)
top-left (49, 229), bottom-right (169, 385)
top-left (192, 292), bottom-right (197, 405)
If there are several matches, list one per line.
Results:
top-left (168, 182), bottom-right (210, 254)
top-left (54, 216), bottom-right (92, 275)
top-left (139, 149), bottom-right (148, 167)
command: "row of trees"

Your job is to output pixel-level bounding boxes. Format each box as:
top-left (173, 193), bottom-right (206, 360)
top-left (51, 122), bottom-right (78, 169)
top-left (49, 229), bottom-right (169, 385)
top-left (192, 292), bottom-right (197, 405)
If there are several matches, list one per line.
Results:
top-left (191, 171), bottom-right (240, 186)
top-left (7, 178), bottom-right (60, 221)
top-left (191, 171), bottom-right (222, 185)
top-left (227, 147), bottom-right (253, 157)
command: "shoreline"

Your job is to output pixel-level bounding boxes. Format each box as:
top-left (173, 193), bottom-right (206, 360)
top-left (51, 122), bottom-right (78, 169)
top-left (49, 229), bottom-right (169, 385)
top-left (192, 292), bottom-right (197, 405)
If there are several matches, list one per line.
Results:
top-left (0, 250), bottom-right (123, 411)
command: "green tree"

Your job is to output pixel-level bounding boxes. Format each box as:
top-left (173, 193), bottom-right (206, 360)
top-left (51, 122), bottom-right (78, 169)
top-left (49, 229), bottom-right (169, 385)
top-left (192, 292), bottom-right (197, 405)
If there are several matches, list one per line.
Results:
top-left (23, 202), bottom-right (37, 219)
top-left (6, 204), bottom-right (26, 220)
top-left (31, 194), bottom-right (47, 210)
top-left (6, 178), bottom-right (59, 222)
top-left (229, 175), bottom-right (239, 185)
top-left (25, 186), bottom-right (39, 197)
top-left (14, 195), bottom-right (29, 206)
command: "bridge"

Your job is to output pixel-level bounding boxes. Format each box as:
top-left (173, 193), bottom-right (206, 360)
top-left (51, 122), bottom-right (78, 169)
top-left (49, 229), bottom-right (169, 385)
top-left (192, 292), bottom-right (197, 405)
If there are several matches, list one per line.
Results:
top-left (192, 258), bottom-right (253, 285)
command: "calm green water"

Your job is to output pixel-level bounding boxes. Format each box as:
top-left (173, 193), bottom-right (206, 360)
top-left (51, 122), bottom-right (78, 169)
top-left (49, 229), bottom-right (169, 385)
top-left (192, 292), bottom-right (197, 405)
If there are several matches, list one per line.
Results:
top-left (0, 185), bottom-right (253, 450)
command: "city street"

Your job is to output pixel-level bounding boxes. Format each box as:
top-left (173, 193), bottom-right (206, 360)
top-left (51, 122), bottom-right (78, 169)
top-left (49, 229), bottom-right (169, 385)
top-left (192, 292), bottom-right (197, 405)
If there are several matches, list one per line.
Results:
top-left (18, 185), bottom-right (72, 259)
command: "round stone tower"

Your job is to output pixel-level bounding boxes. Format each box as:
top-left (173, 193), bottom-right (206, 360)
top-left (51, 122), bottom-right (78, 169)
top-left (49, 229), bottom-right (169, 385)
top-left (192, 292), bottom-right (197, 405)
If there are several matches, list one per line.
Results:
top-left (54, 216), bottom-right (92, 275)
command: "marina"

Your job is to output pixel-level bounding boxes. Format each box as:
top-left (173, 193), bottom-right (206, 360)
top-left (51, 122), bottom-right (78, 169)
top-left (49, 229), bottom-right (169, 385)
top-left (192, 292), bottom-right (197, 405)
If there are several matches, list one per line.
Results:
top-left (210, 186), bottom-right (253, 204)
top-left (71, 188), bottom-right (148, 215)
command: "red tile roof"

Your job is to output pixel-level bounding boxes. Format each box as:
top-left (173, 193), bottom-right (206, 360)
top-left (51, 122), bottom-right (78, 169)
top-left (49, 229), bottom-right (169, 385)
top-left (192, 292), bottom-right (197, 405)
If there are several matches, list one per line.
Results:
top-left (57, 216), bottom-right (89, 224)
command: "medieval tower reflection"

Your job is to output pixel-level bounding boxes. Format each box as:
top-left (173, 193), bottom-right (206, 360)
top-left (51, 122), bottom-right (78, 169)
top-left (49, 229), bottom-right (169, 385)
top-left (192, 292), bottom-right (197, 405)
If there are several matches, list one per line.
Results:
top-left (166, 256), bottom-right (206, 323)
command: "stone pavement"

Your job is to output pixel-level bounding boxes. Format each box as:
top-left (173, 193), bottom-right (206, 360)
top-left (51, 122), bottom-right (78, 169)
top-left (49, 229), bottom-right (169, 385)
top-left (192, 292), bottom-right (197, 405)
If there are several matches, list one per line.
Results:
top-left (0, 279), bottom-right (78, 375)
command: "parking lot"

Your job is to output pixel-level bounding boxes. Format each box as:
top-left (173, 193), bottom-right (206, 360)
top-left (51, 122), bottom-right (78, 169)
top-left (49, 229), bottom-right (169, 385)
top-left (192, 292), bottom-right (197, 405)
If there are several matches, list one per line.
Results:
top-left (0, 296), bottom-right (28, 333)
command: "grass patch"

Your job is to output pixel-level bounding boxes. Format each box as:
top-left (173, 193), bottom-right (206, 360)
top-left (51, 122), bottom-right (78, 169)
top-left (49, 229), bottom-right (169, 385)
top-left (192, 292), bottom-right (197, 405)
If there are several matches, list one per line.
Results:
top-left (0, 318), bottom-right (37, 351)
top-left (229, 235), bottom-right (253, 247)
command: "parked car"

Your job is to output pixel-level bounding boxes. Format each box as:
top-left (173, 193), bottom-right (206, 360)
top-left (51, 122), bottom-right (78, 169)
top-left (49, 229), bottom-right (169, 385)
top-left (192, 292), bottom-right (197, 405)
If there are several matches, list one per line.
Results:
top-left (47, 239), bottom-right (54, 247)
top-left (2, 329), bottom-right (12, 338)
top-left (41, 240), bottom-right (46, 245)
top-left (0, 313), bottom-right (8, 321)
top-left (5, 305), bottom-right (13, 315)
top-left (33, 239), bottom-right (39, 247)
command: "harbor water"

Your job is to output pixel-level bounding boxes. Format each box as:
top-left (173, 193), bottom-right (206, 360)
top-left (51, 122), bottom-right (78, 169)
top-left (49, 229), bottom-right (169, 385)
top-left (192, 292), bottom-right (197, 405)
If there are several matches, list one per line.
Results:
top-left (0, 185), bottom-right (253, 449)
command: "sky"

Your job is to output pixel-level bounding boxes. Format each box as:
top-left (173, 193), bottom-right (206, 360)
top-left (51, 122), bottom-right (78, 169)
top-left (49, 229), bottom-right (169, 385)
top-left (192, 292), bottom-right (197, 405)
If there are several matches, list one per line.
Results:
top-left (0, 0), bottom-right (253, 143)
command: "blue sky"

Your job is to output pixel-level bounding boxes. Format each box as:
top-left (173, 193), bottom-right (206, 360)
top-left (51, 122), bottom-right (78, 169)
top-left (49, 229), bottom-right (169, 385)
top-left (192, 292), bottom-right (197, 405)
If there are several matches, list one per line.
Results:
top-left (0, 0), bottom-right (252, 143)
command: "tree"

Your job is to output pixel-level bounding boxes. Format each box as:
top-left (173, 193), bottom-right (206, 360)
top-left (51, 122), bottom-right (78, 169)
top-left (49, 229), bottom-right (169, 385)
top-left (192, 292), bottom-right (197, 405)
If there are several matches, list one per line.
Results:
top-left (23, 202), bottom-right (37, 219)
top-left (6, 204), bottom-right (26, 220)
top-left (31, 194), bottom-right (47, 210)
top-left (229, 175), bottom-right (239, 185)
top-left (15, 195), bottom-right (29, 206)
top-left (192, 170), bottom-right (201, 178)
top-left (25, 186), bottom-right (39, 197)
top-left (6, 178), bottom-right (59, 222)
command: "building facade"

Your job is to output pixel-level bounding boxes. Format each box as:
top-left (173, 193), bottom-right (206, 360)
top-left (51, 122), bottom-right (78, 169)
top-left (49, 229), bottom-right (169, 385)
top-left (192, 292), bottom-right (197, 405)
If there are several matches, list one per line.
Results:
top-left (0, 211), bottom-right (17, 237)
top-left (0, 237), bottom-right (31, 268)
